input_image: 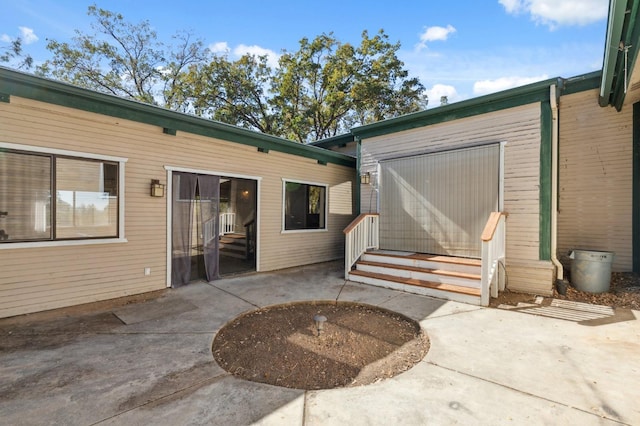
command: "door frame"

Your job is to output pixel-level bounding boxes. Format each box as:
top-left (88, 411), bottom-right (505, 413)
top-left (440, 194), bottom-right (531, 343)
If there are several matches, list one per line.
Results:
top-left (164, 166), bottom-right (262, 287)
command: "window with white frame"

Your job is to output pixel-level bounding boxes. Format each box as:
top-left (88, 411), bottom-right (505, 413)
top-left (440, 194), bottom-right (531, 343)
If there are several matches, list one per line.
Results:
top-left (283, 180), bottom-right (327, 231)
top-left (0, 147), bottom-right (122, 243)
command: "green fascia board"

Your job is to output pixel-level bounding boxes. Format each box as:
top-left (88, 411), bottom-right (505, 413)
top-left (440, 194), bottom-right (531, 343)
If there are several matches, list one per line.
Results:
top-left (633, 102), bottom-right (640, 272)
top-left (355, 139), bottom-right (362, 215)
top-left (613, 0), bottom-right (640, 110)
top-left (350, 77), bottom-right (560, 140)
top-left (599, 0), bottom-right (629, 107)
top-left (562, 71), bottom-right (602, 95)
top-left (539, 102), bottom-right (552, 261)
top-left (310, 133), bottom-right (355, 149)
top-left (0, 67), bottom-right (355, 168)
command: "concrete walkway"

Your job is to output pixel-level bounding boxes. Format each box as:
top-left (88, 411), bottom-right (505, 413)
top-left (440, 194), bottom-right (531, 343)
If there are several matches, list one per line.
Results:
top-left (1, 261), bottom-right (638, 425)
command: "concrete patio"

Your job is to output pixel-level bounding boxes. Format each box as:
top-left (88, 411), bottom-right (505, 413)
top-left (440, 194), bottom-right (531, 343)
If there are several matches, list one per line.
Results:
top-left (0, 260), bottom-right (638, 425)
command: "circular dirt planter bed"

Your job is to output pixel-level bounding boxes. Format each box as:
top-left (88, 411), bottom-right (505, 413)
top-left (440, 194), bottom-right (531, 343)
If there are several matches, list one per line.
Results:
top-left (212, 301), bottom-right (430, 390)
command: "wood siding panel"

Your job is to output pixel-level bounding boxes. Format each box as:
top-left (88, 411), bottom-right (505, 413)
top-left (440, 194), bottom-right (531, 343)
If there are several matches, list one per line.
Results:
top-left (557, 89), bottom-right (632, 272)
top-left (361, 104), bottom-right (542, 267)
top-left (0, 96), bottom-right (355, 318)
top-left (505, 261), bottom-right (555, 295)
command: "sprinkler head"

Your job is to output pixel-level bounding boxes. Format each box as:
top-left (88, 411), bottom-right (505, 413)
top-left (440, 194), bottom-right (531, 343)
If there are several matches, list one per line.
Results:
top-left (313, 314), bottom-right (327, 336)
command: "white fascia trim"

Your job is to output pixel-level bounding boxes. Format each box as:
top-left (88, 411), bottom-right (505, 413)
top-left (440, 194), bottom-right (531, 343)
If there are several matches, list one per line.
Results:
top-left (0, 238), bottom-right (128, 250)
top-left (0, 142), bottom-right (128, 163)
top-left (280, 229), bottom-right (329, 235)
top-left (164, 166), bottom-right (262, 181)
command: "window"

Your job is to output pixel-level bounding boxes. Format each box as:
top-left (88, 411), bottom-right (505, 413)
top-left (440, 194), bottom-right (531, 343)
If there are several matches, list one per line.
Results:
top-left (0, 147), bottom-right (123, 244)
top-left (283, 180), bottom-right (327, 231)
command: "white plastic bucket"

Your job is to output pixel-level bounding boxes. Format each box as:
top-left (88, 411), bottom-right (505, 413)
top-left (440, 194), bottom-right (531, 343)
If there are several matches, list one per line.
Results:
top-left (569, 250), bottom-right (614, 294)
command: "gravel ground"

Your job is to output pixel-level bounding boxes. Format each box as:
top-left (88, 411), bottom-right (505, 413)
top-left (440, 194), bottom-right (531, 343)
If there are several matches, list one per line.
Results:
top-left (553, 272), bottom-right (640, 310)
top-left (492, 272), bottom-right (640, 310)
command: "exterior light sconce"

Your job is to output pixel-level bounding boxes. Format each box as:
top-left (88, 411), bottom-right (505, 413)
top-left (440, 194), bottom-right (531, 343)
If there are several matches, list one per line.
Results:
top-left (150, 179), bottom-right (165, 197)
top-left (241, 190), bottom-right (250, 199)
top-left (360, 172), bottom-right (371, 185)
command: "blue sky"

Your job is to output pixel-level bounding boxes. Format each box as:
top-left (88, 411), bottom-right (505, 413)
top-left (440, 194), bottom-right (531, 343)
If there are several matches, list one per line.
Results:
top-left (1, 0), bottom-right (609, 107)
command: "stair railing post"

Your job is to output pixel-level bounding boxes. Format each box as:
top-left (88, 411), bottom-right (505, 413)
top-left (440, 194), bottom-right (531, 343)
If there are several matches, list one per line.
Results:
top-left (343, 213), bottom-right (379, 280)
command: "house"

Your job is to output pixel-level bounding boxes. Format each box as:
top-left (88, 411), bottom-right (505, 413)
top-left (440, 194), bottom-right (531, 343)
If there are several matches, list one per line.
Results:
top-left (0, 67), bottom-right (356, 319)
top-left (2, 0), bottom-right (639, 317)
top-left (315, 0), bottom-right (640, 305)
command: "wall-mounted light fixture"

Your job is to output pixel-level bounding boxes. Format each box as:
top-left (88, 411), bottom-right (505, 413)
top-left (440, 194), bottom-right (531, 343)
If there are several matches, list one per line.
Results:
top-left (241, 189), bottom-right (250, 199)
top-left (360, 172), bottom-right (371, 185)
top-left (150, 179), bottom-right (165, 197)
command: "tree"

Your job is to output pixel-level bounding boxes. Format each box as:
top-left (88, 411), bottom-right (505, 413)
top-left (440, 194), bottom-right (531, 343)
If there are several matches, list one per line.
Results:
top-left (270, 30), bottom-right (427, 142)
top-left (1, 37), bottom-right (33, 69)
top-left (38, 5), bottom-right (207, 105)
top-left (189, 30), bottom-right (426, 142)
top-left (37, 7), bottom-right (426, 142)
top-left (181, 54), bottom-right (280, 135)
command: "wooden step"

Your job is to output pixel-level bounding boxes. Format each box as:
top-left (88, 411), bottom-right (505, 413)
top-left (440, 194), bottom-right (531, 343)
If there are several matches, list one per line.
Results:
top-left (222, 233), bottom-right (246, 240)
top-left (365, 251), bottom-right (482, 267)
top-left (361, 251), bottom-right (481, 275)
top-left (219, 242), bottom-right (244, 251)
top-left (357, 260), bottom-right (481, 281)
top-left (348, 269), bottom-right (481, 297)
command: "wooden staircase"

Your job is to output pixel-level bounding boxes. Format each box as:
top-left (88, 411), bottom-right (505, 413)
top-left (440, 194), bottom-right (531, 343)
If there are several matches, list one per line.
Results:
top-left (347, 250), bottom-right (482, 305)
top-left (219, 233), bottom-right (247, 259)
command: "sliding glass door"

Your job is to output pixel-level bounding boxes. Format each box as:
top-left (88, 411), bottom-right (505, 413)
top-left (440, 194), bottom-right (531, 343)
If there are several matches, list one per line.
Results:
top-left (171, 172), bottom-right (257, 287)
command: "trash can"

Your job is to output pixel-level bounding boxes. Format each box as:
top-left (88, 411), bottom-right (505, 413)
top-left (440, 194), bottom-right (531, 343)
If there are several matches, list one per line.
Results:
top-left (569, 250), bottom-right (614, 293)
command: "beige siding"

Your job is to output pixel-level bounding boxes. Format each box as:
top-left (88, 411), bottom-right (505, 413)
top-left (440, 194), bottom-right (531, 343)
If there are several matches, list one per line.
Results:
top-left (0, 96), bottom-right (355, 318)
top-left (360, 103), bottom-right (550, 293)
top-left (557, 89), bottom-right (632, 272)
top-left (506, 260), bottom-right (555, 296)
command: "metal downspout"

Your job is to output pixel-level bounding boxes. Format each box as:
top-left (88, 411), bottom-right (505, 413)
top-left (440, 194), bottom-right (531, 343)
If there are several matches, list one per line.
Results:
top-left (550, 84), bottom-right (564, 283)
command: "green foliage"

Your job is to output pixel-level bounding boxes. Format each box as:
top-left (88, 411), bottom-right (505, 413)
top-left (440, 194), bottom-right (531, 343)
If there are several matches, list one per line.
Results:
top-left (182, 54), bottom-right (280, 135)
top-left (191, 30), bottom-right (426, 142)
top-left (38, 5), bottom-right (207, 105)
top-left (1, 37), bottom-right (33, 69)
top-left (36, 6), bottom-right (427, 142)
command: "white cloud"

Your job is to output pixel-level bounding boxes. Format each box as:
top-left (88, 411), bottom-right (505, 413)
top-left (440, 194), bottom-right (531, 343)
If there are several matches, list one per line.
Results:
top-left (209, 42), bottom-right (230, 54)
top-left (473, 74), bottom-right (549, 96)
top-left (233, 44), bottom-right (280, 68)
top-left (208, 42), bottom-right (280, 68)
top-left (425, 84), bottom-right (459, 106)
top-left (1, 27), bottom-right (39, 46)
top-left (416, 25), bottom-right (456, 50)
top-left (499, 0), bottom-right (608, 29)
top-left (18, 26), bottom-right (38, 44)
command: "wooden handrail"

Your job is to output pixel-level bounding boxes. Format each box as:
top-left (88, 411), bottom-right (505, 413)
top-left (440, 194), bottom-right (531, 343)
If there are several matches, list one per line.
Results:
top-left (481, 211), bottom-right (508, 242)
top-left (343, 213), bottom-right (379, 234)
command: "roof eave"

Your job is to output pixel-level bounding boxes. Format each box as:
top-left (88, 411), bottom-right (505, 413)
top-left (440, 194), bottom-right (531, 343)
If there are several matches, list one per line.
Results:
top-left (599, 0), bottom-right (640, 110)
top-left (310, 133), bottom-right (356, 149)
top-left (350, 77), bottom-right (562, 140)
top-left (0, 67), bottom-right (356, 168)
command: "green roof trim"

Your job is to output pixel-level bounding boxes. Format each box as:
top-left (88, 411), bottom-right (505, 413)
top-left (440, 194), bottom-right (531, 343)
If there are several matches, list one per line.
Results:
top-left (600, 0), bottom-right (640, 110)
top-left (0, 67), bottom-right (355, 168)
top-left (349, 77), bottom-right (560, 140)
top-left (300, 71), bottom-right (602, 149)
top-left (562, 71), bottom-right (602, 95)
top-left (310, 133), bottom-right (355, 149)
top-left (539, 101), bottom-right (552, 261)
top-left (355, 139), bottom-right (362, 215)
top-left (633, 102), bottom-right (640, 272)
